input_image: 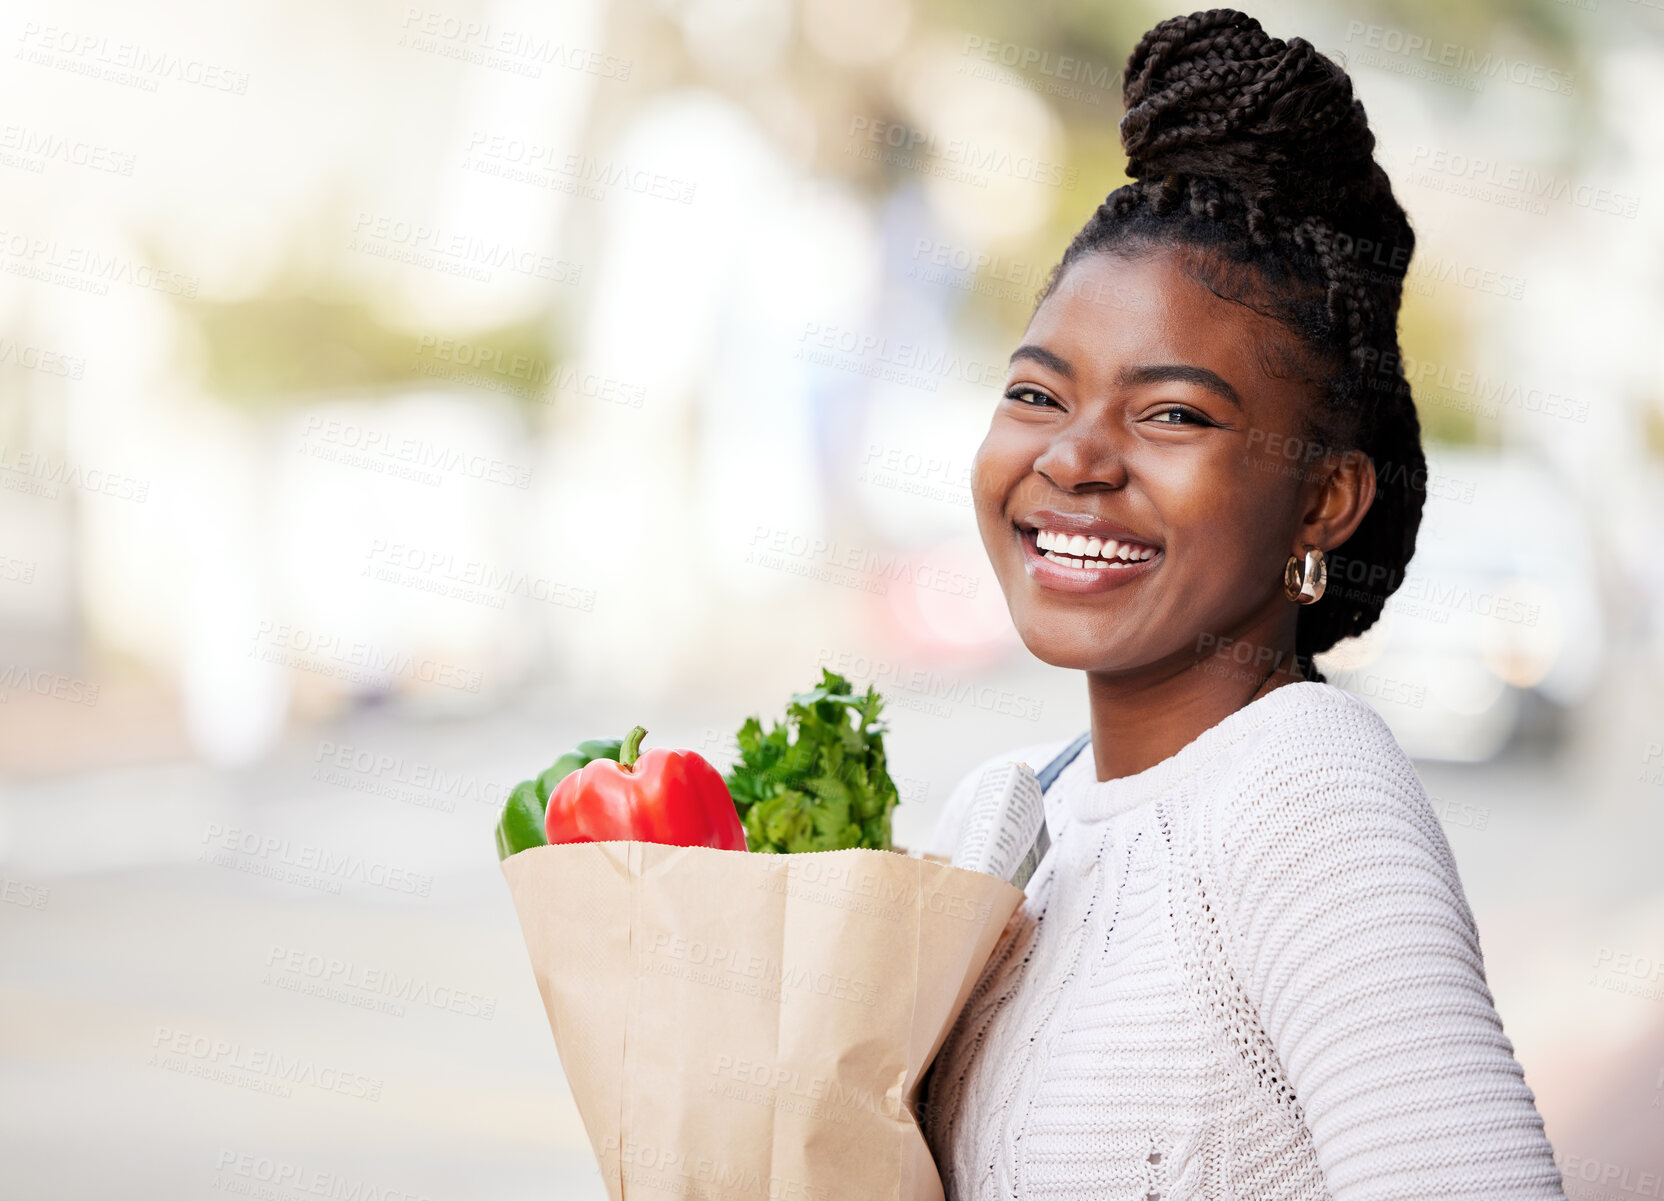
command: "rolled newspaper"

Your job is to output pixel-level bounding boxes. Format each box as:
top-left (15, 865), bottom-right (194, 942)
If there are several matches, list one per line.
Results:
top-left (950, 761), bottom-right (1050, 890)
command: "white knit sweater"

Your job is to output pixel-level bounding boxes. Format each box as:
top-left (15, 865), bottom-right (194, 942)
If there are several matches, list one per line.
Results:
top-left (922, 681), bottom-right (1565, 1201)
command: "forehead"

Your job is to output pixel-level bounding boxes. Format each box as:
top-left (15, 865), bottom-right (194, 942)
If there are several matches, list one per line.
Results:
top-left (1025, 248), bottom-right (1310, 395)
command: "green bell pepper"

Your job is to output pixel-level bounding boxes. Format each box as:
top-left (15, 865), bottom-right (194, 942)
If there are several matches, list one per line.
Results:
top-left (494, 737), bottom-right (623, 860)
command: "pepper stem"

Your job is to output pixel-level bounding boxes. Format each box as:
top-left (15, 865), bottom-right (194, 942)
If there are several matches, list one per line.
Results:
top-left (619, 725), bottom-right (648, 769)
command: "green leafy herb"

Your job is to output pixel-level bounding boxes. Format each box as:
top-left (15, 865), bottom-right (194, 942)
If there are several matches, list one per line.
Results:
top-left (724, 669), bottom-right (901, 854)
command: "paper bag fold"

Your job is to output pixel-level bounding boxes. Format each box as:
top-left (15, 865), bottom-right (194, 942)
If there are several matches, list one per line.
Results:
top-left (503, 842), bottom-right (1023, 1201)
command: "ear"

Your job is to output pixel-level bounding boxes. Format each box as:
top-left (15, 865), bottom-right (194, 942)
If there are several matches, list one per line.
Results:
top-left (1297, 449), bottom-right (1375, 552)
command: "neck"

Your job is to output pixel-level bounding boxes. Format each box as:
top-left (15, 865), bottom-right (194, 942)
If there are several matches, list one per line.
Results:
top-left (1083, 609), bottom-right (1306, 783)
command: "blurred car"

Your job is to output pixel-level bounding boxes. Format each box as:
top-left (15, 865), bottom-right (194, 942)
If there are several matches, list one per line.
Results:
top-left (1317, 445), bottom-right (1603, 762)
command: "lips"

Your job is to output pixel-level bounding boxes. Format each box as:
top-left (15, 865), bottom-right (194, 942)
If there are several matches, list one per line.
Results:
top-left (1011, 522), bottom-right (1158, 592)
top-left (1016, 508), bottom-right (1162, 549)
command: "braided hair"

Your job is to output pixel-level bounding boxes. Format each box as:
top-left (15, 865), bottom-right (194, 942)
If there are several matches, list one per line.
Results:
top-left (1041, 9), bottom-right (1426, 682)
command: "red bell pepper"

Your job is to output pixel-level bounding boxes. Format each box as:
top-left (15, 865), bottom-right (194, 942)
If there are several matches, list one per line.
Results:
top-left (545, 725), bottom-right (747, 851)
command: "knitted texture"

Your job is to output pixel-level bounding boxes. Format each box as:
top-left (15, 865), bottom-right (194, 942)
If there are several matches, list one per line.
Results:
top-left (922, 681), bottom-right (1565, 1201)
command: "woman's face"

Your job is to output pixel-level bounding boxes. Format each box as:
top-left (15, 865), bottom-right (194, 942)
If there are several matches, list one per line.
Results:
top-left (973, 247), bottom-right (1368, 675)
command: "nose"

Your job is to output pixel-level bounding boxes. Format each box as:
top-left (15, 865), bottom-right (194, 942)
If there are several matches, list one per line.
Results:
top-left (1032, 419), bottom-right (1128, 494)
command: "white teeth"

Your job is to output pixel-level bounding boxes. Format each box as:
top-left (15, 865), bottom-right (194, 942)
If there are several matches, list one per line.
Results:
top-left (1034, 528), bottom-right (1160, 565)
top-left (1043, 551), bottom-right (1138, 570)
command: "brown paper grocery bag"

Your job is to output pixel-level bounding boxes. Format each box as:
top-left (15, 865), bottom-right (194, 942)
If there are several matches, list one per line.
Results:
top-left (502, 841), bottom-right (1023, 1201)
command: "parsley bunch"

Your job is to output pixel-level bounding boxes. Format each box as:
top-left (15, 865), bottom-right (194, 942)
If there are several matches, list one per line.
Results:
top-left (724, 669), bottom-right (901, 854)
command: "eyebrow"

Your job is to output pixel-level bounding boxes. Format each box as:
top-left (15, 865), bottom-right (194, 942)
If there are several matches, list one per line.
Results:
top-left (1009, 344), bottom-right (1074, 379)
top-left (1009, 345), bottom-right (1244, 409)
top-left (1119, 363), bottom-right (1243, 409)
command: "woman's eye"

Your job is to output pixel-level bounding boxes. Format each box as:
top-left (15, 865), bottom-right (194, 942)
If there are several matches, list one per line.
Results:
top-left (1006, 387), bottom-right (1059, 408)
top-left (1148, 406), bottom-right (1212, 427)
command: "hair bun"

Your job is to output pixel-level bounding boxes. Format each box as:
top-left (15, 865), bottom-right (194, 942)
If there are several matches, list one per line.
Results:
top-left (1119, 9), bottom-right (1377, 216)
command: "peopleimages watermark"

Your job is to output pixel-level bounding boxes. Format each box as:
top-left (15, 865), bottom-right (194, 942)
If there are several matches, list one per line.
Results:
top-left (907, 237), bottom-right (1051, 306)
top-left (462, 130), bottom-right (695, 205)
top-left (758, 855), bottom-right (995, 928)
top-left (312, 739), bottom-right (512, 813)
top-left (363, 537), bottom-right (596, 613)
top-left (297, 415), bottom-right (532, 490)
top-left (150, 1027), bottom-right (381, 1102)
top-left (747, 526), bottom-right (981, 600)
top-left (1589, 945), bottom-right (1664, 1001)
top-left (797, 322), bottom-right (1002, 393)
top-left (1406, 145), bottom-right (1640, 219)
top-left (1358, 351), bottom-right (1590, 425)
top-left (250, 621), bottom-right (484, 694)
top-left (396, 8), bottom-right (632, 82)
top-left (0, 664), bottom-right (99, 706)
top-left (1343, 21), bottom-right (1574, 95)
top-left (1554, 1153), bottom-right (1662, 1199)
top-left (1, 877), bottom-right (50, 910)
top-left (599, 1139), bottom-right (829, 1201)
top-left (1408, 252), bottom-right (1527, 301)
top-left (1236, 426), bottom-right (1483, 502)
top-left (844, 116), bottom-right (1078, 192)
top-left (412, 334), bottom-right (645, 408)
top-left (856, 441), bottom-right (973, 509)
top-left (0, 228), bottom-right (198, 297)
top-left (348, 211), bottom-right (582, 286)
top-left (1641, 741), bottom-right (1664, 787)
top-left (642, 929), bottom-right (883, 1010)
top-left (263, 944), bottom-right (497, 1020)
top-left (1317, 664), bottom-right (1426, 710)
top-left (0, 335), bottom-right (87, 378)
top-left (16, 22), bottom-right (251, 95)
top-left (708, 1049), bottom-right (901, 1126)
top-left (211, 1149), bottom-right (431, 1201)
top-left (0, 445), bottom-right (149, 503)
top-left (957, 34), bottom-right (1121, 107)
top-left (198, 822), bottom-right (435, 898)
top-left (0, 122), bottom-right (135, 177)
top-left (1426, 792), bottom-right (1491, 831)
top-left (1392, 572), bottom-right (1540, 628)
top-left (816, 648), bottom-right (1044, 722)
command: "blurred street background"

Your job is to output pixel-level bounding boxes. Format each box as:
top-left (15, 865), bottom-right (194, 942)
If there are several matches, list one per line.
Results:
top-left (2, 0), bottom-right (1662, 1196)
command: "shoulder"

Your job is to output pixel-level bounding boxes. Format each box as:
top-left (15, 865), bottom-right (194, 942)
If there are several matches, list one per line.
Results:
top-left (922, 735), bottom-right (1083, 859)
top-left (1205, 681), bottom-right (1456, 891)
top-left (1220, 680), bottom-right (1427, 804)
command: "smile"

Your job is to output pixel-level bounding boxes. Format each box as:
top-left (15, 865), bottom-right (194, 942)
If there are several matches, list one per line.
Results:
top-left (1034, 528), bottom-right (1158, 570)
top-left (1015, 522), bottom-right (1163, 593)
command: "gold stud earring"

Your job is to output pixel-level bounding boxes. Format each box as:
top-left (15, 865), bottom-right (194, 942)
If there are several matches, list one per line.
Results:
top-left (1283, 544), bottom-right (1327, 604)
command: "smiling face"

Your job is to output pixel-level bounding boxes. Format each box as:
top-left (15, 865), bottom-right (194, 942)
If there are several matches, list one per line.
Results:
top-left (973, 246), bottom-right (1375, 677)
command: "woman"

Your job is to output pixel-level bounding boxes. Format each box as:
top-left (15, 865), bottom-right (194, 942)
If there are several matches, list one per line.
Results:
top-left (921, 11), bottom-right (1566, 1201)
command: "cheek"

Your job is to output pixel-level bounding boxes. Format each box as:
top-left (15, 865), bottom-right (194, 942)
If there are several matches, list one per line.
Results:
top-left (970, 425), bottom-right (1021, 518)
top-left (1169, 445), bottom-right (1296, 561)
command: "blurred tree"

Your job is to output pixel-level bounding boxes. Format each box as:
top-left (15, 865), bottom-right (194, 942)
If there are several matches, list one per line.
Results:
top-left (177, 283), bottom-right (557, 413)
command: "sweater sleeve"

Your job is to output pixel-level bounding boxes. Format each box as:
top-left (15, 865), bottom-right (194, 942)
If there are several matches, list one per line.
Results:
top-left (1209, 694), bottom-right (1566, 1201)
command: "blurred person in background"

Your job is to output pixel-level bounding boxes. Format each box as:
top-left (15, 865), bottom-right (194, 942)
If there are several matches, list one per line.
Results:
top-left (921, 11), bottom-right (1566, 1200)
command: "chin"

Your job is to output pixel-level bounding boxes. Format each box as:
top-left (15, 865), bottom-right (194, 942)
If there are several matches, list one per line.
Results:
top-left (1006, 608), bottom-right (1119, 673)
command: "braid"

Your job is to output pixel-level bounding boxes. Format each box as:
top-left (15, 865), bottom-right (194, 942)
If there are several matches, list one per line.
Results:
top-left (1041, 9), bottom-right (1425, 681)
